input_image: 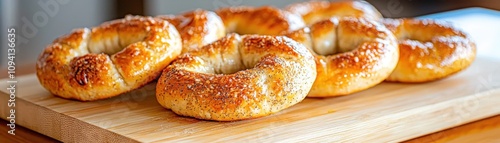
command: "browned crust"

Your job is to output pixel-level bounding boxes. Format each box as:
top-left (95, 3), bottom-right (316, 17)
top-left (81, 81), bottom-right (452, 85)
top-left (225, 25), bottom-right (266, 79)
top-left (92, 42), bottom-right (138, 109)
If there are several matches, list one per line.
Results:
top-left (285, 17), bottom-right (399, 97)
top-left (156, 34), bottom-right (316, 121)
top-left (216, 6), bottom-right (305, 35)
top-left (36, 16), bottom-right (182, 101)
top-left (157, 9), bottom-right (226, 53)
top-left (285, 0), bottom-right (382, 25)
top-left (382, 18), bottom-right (477, 82)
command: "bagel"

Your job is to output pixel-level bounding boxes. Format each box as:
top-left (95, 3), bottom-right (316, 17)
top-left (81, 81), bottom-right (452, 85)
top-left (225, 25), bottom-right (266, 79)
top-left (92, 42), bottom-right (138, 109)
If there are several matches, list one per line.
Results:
top-left (36, 16), bottom-right (182, 101)
top-left (156, 34), bottom-right (317, 121)
top-left (286, 0), bottom-right (382, 25)
top-left (382, 18), bottom-right (477, 82)
top-left (216, 6), bottom-right (305, 35)
top-left (285, 17), bottom-right (399, 97)
top-left (157, 9), bottom-right (226, 53)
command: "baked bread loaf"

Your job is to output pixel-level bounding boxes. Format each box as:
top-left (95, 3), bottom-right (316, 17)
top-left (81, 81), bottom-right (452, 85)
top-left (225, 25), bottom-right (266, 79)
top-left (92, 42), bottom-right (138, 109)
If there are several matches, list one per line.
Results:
top-left (286, 0), bottom-right (382, 25)
top-left (382, 18), bottom-right (477, 82)
top-left (156, 34), bottom-right (316, 121)
top-left (157, 9), bottom-right (226, 53)
top-left (36, 16), bottom-right (182, 101)
top-left (216, 6), bottom-right (305, 35)
top-left (285, 17), bottom-right (399, 97)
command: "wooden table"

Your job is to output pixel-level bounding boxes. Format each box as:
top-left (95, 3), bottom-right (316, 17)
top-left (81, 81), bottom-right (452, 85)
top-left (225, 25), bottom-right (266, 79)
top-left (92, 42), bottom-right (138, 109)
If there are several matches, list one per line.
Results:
top-left (1, 7), bottom-right (499, 142)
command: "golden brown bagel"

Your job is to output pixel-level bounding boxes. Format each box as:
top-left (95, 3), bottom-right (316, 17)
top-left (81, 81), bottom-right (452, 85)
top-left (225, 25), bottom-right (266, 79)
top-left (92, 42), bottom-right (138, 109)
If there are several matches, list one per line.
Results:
top-left (382, 18), bottom-right (477, 82)
top-left (157, 9), bottom-right (226, 53)
top-left (285, 17), bottom-right (399, 97)
top-left (36, 16), bottom-right (182, 101)
top-left (286, 0), bottom-right (382, 25)
top-left (156, 34), bottom-right (317, 121)
top-left (216, 6), bottom-right (305, 35)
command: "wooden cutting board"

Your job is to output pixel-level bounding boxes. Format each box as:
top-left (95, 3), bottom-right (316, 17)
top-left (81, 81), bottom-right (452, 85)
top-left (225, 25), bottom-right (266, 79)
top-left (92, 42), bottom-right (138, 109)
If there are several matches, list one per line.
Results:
top-left (1, 56), bottom-right (499, 142)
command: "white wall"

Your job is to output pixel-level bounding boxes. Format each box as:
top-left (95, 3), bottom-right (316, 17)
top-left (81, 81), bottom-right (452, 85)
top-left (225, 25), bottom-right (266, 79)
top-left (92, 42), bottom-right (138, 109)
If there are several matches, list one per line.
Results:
top-left (1, 0), bottom-right (332, 70)
top-left (1, 0), bottom-right (18, 70)
top-left (0, 0), bottom-right (114, 69)
top-left (145, 0), bottom-right (310, 15)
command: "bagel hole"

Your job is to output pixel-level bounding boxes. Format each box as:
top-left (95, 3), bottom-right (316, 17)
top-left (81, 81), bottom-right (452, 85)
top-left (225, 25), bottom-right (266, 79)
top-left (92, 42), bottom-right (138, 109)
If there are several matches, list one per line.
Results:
top-left (190, 57), bottom-right (249, 75)
top-left (214, 63), bottom-right (249, 75)
top-left (311, 29), bottom-right (362, 56)
top-left (213, 42), bottom-right (250, 75)
top-left (337, 36), bottom-right (368, 53)
top-left (324, 20), bottom-right (378, 56)
top-left (311, 25), bottom-right (339, 56)
top-left (214, 53), bottom-right (250, 75)
top-left (309, 18), bottom-right (365, 56)
top-left (88, 28), bottom-right (148, 55)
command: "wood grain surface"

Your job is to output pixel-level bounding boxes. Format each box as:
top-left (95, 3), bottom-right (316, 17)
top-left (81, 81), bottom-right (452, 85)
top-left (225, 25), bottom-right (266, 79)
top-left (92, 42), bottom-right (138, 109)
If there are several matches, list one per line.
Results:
top-left (406, 115), bottom-right (500, 143)
top-left (0, 56), bottom-right (499, 142)
top-left (0, 119), bottom-right (60, 143)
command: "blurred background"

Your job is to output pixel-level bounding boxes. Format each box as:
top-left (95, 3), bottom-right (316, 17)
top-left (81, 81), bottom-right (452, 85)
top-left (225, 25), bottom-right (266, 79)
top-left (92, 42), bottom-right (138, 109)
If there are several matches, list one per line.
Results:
top-left (1, 0), bottom-right (500, 77)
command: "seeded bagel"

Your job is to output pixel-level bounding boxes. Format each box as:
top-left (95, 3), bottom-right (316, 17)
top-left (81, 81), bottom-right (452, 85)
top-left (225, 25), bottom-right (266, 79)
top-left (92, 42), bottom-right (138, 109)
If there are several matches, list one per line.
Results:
top-left (156, 34), bottom-right (317, 121)
top-left (36, 16), bottom-right (182, 101)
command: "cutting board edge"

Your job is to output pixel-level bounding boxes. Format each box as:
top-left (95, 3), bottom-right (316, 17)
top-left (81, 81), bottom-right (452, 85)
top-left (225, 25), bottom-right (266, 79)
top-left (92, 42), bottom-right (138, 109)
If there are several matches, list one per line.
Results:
top-left (390, 88), bottom-right (500, 142)
top-left (1, 69), bottom-right (499, 142)
top-left (0, 91), bottom-right (139, 143)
